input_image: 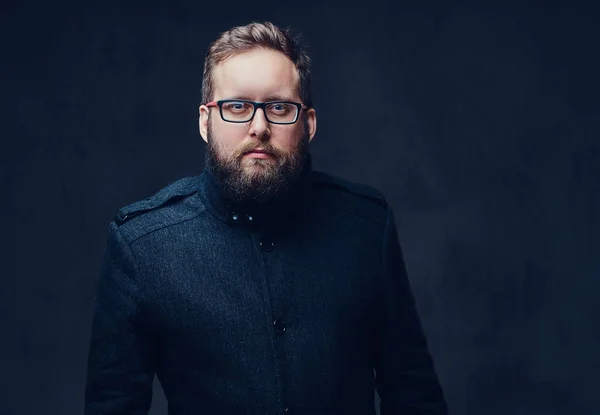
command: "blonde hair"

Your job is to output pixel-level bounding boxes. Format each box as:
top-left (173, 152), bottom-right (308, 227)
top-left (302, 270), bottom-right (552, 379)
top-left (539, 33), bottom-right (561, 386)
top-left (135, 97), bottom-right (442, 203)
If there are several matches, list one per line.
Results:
top-left (201, 22), bottom-right (312, 108)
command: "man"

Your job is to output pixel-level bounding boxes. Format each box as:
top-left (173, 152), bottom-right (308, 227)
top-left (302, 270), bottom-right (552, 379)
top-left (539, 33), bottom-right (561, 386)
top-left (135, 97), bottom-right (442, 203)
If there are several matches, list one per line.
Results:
top-left (85, 22), bottom-right (447, 415)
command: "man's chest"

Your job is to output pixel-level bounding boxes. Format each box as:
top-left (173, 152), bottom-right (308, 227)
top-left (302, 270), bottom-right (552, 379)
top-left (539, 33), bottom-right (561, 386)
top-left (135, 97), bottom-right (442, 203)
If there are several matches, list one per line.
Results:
top-left (137, 214), bottom-right (383, 356)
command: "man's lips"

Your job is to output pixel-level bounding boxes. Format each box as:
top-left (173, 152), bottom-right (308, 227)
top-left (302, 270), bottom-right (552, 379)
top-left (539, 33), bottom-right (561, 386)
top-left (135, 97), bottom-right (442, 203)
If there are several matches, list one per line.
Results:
top-left (244, 149), bottom-right (273, 158)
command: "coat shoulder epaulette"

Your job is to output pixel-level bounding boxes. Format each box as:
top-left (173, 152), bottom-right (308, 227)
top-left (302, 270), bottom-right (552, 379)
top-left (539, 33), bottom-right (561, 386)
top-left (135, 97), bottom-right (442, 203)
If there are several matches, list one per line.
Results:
top-left (310, 171), bottom-right (389, 225)
top-left (311, 171), bottom-right (387, 207)
top-left (114, 175), bottom-right (200, 226)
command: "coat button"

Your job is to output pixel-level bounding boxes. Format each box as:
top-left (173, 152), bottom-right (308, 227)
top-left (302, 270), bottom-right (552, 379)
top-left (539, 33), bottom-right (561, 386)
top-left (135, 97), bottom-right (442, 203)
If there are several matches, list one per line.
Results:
top-left (284, 408), bottom-right (292, 414)
top-left (273, 319), bottom-right (286, 335)
top-left (260, 238), bottom-right (275, 252)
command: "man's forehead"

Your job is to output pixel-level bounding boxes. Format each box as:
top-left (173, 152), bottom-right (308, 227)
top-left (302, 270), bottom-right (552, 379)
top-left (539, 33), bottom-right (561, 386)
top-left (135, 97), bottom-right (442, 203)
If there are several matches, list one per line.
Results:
top-left (212, 49), bottom-right (300, 101)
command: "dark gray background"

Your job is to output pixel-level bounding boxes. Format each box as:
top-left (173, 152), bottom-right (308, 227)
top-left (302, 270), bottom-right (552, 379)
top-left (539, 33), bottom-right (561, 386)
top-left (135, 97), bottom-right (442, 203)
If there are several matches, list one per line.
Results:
top-left (1, 1), bottom-right (599, 414)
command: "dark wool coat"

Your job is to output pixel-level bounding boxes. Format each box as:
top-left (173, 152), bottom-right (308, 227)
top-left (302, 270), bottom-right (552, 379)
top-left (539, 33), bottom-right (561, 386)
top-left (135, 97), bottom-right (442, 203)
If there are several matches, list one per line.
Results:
top-left (84, 154), bottom-right (447, 415)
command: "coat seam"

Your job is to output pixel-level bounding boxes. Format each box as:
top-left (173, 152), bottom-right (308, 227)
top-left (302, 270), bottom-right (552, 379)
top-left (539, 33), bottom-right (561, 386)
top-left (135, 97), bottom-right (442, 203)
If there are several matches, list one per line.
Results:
top-left (127, 208), bottom-right (207, 245)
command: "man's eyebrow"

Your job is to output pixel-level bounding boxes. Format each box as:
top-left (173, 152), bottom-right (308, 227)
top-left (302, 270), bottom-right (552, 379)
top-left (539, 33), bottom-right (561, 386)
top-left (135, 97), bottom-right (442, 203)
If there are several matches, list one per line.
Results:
top-left (230, 95), bottom-right (297, 102)
top-left (262, 95), bottom-right (296, 102)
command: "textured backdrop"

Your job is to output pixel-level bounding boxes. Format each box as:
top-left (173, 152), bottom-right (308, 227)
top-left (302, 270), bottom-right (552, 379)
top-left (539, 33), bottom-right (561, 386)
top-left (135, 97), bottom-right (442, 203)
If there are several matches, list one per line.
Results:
top-left (1, 1), bottom-right (599, 414)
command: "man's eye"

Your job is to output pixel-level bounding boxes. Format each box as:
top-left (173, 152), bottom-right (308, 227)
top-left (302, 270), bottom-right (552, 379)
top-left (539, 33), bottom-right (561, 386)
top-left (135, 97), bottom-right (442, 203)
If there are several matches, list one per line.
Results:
top-left (224, 102), bottom-right (250, 112)
top-left (268, 103), bottom-right (289, 113)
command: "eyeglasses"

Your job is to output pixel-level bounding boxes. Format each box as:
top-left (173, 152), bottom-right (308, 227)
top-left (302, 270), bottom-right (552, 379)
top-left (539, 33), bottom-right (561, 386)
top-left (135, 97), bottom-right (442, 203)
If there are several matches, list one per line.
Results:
top-left (205, 99), bottom-right (307, 124)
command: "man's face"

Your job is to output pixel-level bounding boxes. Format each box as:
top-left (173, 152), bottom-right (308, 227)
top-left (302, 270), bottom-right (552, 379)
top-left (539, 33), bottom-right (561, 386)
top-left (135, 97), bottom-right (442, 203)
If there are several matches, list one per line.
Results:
top-left (199, 48), bottom-right (317, 205)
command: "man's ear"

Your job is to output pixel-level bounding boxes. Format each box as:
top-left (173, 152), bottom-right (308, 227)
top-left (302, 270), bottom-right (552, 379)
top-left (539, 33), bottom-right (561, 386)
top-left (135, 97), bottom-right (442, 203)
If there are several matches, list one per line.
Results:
top-left (306, 108), bottom-right (317, 142)
top-left (199, 105), bottom-right (210, 143)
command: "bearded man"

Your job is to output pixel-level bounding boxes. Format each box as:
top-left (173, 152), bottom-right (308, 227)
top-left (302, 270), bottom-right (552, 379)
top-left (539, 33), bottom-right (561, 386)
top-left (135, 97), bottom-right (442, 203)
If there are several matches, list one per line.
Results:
top-left (84, 21), bottom-right (447, 415)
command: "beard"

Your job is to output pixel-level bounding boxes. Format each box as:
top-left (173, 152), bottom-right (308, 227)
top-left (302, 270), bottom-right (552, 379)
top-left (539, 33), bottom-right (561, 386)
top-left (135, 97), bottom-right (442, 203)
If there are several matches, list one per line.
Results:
top-left (205, 116), bottom-right (310, 206)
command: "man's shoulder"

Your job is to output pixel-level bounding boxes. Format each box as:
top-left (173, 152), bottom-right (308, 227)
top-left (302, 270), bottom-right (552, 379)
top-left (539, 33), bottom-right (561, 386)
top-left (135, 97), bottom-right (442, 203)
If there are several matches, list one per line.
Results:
top-left (111, 175), bottom-right (205, 242)
top-left (309, 170), bottom-right (389, 224)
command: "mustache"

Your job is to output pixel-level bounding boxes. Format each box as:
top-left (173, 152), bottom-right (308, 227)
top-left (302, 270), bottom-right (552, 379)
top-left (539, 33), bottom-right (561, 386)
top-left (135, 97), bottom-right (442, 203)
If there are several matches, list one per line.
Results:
top-left (236, 142), bottom-right (281, 158)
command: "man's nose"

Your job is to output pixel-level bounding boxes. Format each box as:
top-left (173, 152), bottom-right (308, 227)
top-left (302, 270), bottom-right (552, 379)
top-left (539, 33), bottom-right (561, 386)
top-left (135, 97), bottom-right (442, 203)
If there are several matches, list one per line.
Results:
top-left (249, 108), bottom-right (271, 138)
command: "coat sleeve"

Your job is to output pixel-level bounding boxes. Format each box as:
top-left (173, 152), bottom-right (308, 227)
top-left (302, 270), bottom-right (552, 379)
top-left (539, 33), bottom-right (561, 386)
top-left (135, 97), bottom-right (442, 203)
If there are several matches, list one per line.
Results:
top-left (84, 222), bottom-right (156, 415)
top-left (373, 207), bottom-right (448, 415)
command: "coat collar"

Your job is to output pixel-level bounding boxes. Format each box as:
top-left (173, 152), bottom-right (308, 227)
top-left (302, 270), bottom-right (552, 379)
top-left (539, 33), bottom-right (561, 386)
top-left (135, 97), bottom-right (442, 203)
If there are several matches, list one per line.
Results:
top-left (197, 152), bottom-right (314, 231)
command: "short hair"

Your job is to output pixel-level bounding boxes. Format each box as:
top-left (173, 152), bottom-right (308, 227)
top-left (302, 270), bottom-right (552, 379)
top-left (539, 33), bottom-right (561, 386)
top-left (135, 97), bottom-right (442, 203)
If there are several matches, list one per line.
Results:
top-left (201, 22), bottom-right (313, 108)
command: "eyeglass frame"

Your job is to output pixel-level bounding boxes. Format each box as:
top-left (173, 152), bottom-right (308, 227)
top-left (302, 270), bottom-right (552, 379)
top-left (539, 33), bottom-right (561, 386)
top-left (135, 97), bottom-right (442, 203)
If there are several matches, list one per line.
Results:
top-left (205, 99), bottom-right (308, 125)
